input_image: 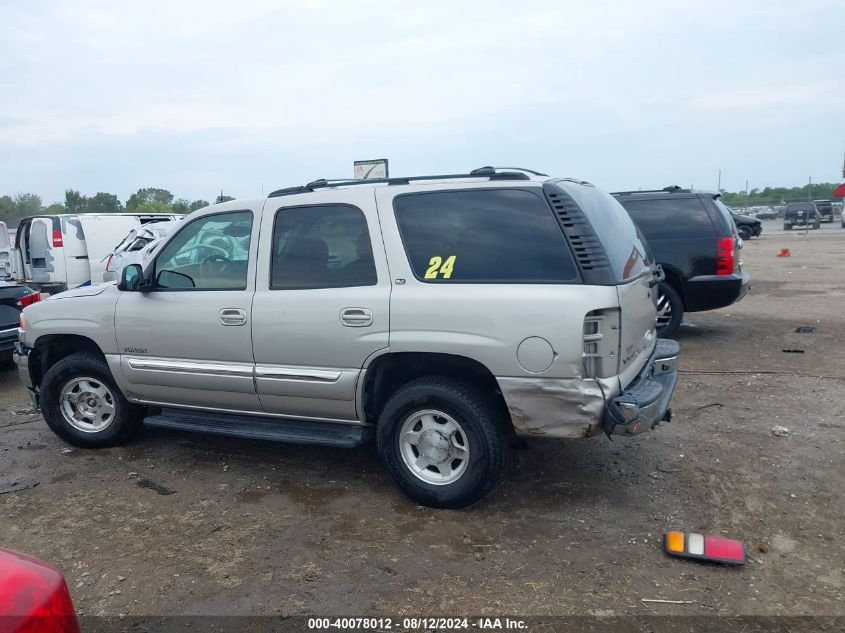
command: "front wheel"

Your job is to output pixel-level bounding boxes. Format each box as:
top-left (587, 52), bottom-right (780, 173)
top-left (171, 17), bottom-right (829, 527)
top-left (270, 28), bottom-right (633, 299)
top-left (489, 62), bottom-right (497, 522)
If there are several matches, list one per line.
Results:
top-left (377, 377), bottom-right (507, 509)
top-left (737, 225), bottom-right (752, 241)
top-left (655, 282), bottom-right (684, 338)
top-left (40, 352), bottom-right (143, 448)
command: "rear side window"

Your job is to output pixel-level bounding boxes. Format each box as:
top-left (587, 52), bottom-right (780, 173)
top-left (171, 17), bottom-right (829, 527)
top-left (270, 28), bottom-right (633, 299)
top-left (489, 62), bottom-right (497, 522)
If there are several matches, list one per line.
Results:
top-left (394, 189), bottom-right (578, 283)
top-left (271, 205), bottom-right (377, 290)
top-left (618, 197), bottom-right (715, 240)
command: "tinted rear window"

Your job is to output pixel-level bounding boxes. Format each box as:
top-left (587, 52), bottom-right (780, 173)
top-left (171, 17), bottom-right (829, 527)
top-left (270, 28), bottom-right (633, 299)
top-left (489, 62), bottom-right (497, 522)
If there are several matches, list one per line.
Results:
top-left (617, 197), bottom-right (715, 239)
top-left (557, 183), bottom-right (651, 282)
top-left (394, 189), bottom-right (578, 283)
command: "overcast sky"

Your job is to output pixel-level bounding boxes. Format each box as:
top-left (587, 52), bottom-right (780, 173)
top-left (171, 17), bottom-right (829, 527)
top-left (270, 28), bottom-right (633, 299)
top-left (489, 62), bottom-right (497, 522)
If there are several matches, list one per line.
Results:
top-left (1, 0), bottom-right (843, 204)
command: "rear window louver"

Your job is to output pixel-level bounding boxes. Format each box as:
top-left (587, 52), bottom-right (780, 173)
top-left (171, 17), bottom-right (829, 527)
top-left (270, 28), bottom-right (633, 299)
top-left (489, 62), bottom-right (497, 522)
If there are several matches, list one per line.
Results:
top-left (545, 191), bottom-right (611, 273)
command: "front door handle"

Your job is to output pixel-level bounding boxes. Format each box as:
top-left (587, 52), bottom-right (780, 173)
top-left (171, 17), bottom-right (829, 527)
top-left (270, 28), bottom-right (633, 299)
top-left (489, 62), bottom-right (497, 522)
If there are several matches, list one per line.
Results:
top-left (219, 308), bottom-right (247, 326)
top-left (340, 307), bottom-right (373, 327)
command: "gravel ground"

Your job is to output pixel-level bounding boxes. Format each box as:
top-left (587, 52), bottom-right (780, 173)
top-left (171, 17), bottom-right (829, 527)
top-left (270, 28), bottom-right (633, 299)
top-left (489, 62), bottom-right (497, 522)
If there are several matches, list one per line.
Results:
top-left (1, 226), bottom-right (843, 618)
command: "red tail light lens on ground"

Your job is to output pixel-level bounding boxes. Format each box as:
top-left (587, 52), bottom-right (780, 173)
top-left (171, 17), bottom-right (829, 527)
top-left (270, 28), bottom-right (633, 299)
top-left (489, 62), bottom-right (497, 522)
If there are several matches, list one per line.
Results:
top-left (52, 230), bottom-right (63, 248)
top-left (716, 237), bottom-right (734, 275)
top-left (664, 530), bottom-right (746, 565)
top-left (0, 548), bottom-right (80, 633)
top-left (17, 292), bottom-right (41, 308)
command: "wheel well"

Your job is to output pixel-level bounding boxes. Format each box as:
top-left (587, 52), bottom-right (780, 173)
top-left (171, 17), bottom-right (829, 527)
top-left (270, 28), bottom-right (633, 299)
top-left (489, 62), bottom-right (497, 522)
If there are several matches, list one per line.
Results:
top-left (661, 268), bottom-right (684, 308)
top-left (30, 335), bottom-right (105, 388)
top-left (361, 352), bottom-right (509, 427)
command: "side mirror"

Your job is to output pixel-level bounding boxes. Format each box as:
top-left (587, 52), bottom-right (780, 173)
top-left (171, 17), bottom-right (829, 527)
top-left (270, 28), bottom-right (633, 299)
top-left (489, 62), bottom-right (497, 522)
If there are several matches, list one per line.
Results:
top-left (118, 264), bottom-right (144, 291)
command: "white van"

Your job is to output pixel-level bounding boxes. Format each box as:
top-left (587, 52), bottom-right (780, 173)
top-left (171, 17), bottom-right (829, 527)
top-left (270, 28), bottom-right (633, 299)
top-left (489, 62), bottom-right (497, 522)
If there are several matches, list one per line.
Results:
top-left (13, 214), bottom-right (182, 293)
top-left (0, 222), bottom-right (13, 279)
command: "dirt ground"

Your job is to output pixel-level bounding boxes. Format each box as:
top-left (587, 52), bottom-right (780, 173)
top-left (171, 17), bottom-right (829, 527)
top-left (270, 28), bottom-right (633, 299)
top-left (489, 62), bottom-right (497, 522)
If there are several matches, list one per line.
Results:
top-left (1, 222), bottom-right (843, 619)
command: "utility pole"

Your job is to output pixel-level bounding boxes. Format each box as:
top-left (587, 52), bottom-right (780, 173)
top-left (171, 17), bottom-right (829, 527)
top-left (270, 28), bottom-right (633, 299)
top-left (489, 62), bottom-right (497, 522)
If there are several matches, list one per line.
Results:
top-left (717, 169), bottom-right (721, 191)
top-left (808, 177), bottom-right (812, 201)
top-left (745, 180), bottom-right (749, 210)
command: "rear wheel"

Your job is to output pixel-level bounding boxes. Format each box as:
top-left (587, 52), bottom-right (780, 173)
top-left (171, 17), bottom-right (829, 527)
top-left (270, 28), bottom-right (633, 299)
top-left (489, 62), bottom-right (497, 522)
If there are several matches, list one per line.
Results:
top-left (737, 225), bottom-right (752, 241)
top-left (655, 282), bottom-right (683, 338)
top-left (377, 377), bottom-right (507, 509)
top-left (783, 223), bottom-right (792, 231)
top-left (41, 353), bottom-right (142, 448)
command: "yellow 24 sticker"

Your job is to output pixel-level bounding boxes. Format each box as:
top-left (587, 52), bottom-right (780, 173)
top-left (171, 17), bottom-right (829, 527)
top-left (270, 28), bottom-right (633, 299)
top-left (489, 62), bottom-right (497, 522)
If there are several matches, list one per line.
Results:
top-left (425, 255), bottom-right (456, 279)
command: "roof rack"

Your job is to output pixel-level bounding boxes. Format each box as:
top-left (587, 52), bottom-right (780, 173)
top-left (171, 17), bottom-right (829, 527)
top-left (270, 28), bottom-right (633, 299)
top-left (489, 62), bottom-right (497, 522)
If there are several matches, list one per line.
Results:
top-left (488, 166), bottom-right (549, 177)
top-left (611, 185), bottom-right (692, 196)
top-left (267, 167), bottom-right (534, 198)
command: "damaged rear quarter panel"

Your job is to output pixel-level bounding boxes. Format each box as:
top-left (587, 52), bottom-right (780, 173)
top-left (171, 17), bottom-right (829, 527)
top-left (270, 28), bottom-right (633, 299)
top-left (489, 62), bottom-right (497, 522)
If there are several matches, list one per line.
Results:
top-left (497, 376), bottom-right (616, 438)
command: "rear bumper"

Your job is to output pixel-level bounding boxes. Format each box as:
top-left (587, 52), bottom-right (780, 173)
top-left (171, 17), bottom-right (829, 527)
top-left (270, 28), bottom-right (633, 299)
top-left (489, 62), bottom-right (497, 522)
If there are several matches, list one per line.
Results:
top-left (683, 271), bottom-right (750, 312)
top-left (603, 339), bottom-right (679, 436)
top-left (0, 326), bottom-right (19, 353)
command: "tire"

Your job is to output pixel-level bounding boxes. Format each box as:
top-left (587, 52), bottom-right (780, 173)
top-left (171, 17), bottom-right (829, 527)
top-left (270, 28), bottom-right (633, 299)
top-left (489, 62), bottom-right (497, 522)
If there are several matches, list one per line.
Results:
top-left (40, 352), bottom-right (142, 448)
top-left (737, 225), bottom-right (752, 241)
top-left (783, 224), bottom-right (792, 231)
top-left (376, 376), bottom-right (507, 509)
top-left (655, 281), bottom-right (684, 338)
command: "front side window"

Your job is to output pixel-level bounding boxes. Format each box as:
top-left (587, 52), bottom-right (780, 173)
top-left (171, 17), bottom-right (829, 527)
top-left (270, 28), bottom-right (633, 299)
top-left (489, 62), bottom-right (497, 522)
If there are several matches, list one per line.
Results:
top-left (154, 211), bottom-right (253, 290)
top-left (394, 189), bottom-right (578, 283)
top-left (271, 205), bottom-right (377, 290)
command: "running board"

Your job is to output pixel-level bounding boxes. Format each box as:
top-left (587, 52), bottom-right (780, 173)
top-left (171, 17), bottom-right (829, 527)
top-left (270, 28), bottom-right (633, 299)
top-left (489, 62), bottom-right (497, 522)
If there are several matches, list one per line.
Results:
top-left (143, 408), bottom-right (371, 448)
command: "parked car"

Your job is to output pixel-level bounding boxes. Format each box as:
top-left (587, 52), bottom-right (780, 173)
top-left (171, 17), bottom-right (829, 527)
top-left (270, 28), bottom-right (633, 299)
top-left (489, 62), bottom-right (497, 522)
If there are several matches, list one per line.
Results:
top-left (813, 199), bottom-right (834, 223)
top-left (15, 167), bottom-right (679, 508)
top-left (102, 219), bottom-right (181, 283)
top-left (612, 186), bottom-right (750, 337)
top-left (12, 213), bottom-right (184, 294)
top-left (730, 211), bottom-right (763, 240)
top-left (0, 281), bottom-right (40, 363)
top-left (783, 202), bottom-right (820, 230)
top-left (755, 207), bottom-right (779, 220)
top-left (0, 547), bottom-right (80, 633)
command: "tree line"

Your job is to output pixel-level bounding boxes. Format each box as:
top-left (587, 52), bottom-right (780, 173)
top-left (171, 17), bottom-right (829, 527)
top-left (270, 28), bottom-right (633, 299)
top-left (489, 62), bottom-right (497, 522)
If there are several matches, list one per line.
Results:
top-left (0, 188), bottom-right (235, 228)
top-left (720, 182), bottom-right (841, 207)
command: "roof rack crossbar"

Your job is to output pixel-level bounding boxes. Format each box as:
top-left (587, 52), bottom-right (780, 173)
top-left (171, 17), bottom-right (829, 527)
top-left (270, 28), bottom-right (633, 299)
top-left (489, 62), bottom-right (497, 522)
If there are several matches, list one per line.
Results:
top-left (268, 170), bottom-right (531, 198)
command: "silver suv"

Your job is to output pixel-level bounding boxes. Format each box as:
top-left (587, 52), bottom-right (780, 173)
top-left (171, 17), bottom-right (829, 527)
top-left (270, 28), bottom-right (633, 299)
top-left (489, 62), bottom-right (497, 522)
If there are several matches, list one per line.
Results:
top-left (15, 167), bottom-right (679, 508)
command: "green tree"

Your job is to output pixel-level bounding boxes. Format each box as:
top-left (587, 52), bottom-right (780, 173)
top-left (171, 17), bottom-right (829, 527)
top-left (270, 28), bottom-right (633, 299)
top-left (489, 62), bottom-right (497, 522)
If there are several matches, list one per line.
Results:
top-left (126, 188), bottom-right (174, 212)
top-left (189, 199), bottom-right (209, 212)
top-left (85, 192), bottom-right (124, 214)
top-left (14, 193), bottom-right (42, 217)
top-left (44, 203), bottom-right (65, 214)
top-left (171, 198), bottom-right (191, 215)
top-left (64, 189), bottom-right (88, 213)
top-left (215, 193), bottom-right (235, 204)
top-left (133, 200), bottom-right (172, 214)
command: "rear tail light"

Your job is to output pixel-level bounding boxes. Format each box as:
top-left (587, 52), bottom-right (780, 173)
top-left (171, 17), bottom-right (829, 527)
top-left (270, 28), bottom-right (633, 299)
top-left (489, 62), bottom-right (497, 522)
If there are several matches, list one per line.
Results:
top-left (17, 292), bottom-right (41, 308)
top-left (104, 254), bottom-right (114, 272)
top-left (52, 230), bottom-right (63, 248)
top-left (0, 548), bottom-right (80, 633)
top-left (582, 309), bottom-right (620, 378)
top-left (664, 531), bottom-right (746, 565)
top-left (716, 237), bottom-right (734, 275)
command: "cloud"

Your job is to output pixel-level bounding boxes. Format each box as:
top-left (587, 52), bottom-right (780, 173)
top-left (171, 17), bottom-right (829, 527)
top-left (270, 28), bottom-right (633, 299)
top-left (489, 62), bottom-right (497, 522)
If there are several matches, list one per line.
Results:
top-left (1, 0), bottom-right (843, 200)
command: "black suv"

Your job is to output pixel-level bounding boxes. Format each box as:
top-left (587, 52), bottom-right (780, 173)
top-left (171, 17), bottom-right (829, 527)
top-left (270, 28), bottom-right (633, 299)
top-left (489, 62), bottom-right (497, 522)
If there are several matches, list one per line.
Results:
top-left (729, 210), bottom-right (763, 240)
top-left (813, 199), bottom-right (833, 223)
top-left (783, 202), bottom-right (820, 231)
top-left (612, 187), bottom-right (750, 337)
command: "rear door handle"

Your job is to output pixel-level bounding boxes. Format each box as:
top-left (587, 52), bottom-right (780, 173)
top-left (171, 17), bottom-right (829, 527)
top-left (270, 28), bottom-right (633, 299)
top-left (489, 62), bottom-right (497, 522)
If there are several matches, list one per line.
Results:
top-left (340, 308), bottom-right (373, 327)
top-left (219, 308), bottom-right (247, 326)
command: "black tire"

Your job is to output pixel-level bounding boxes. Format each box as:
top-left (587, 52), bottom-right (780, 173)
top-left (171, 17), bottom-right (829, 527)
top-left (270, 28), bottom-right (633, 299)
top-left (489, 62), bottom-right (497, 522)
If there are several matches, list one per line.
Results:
top-left (655, 281), bottom-right (684, 338)
top-left (737, 225), bottom-right (752, 241)
top-left (376, 376), bottom-right (507, 509)
top-left (40, 352), bottom-right (142, 448)
top-left (783, 223), bottom-right (792, 231)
